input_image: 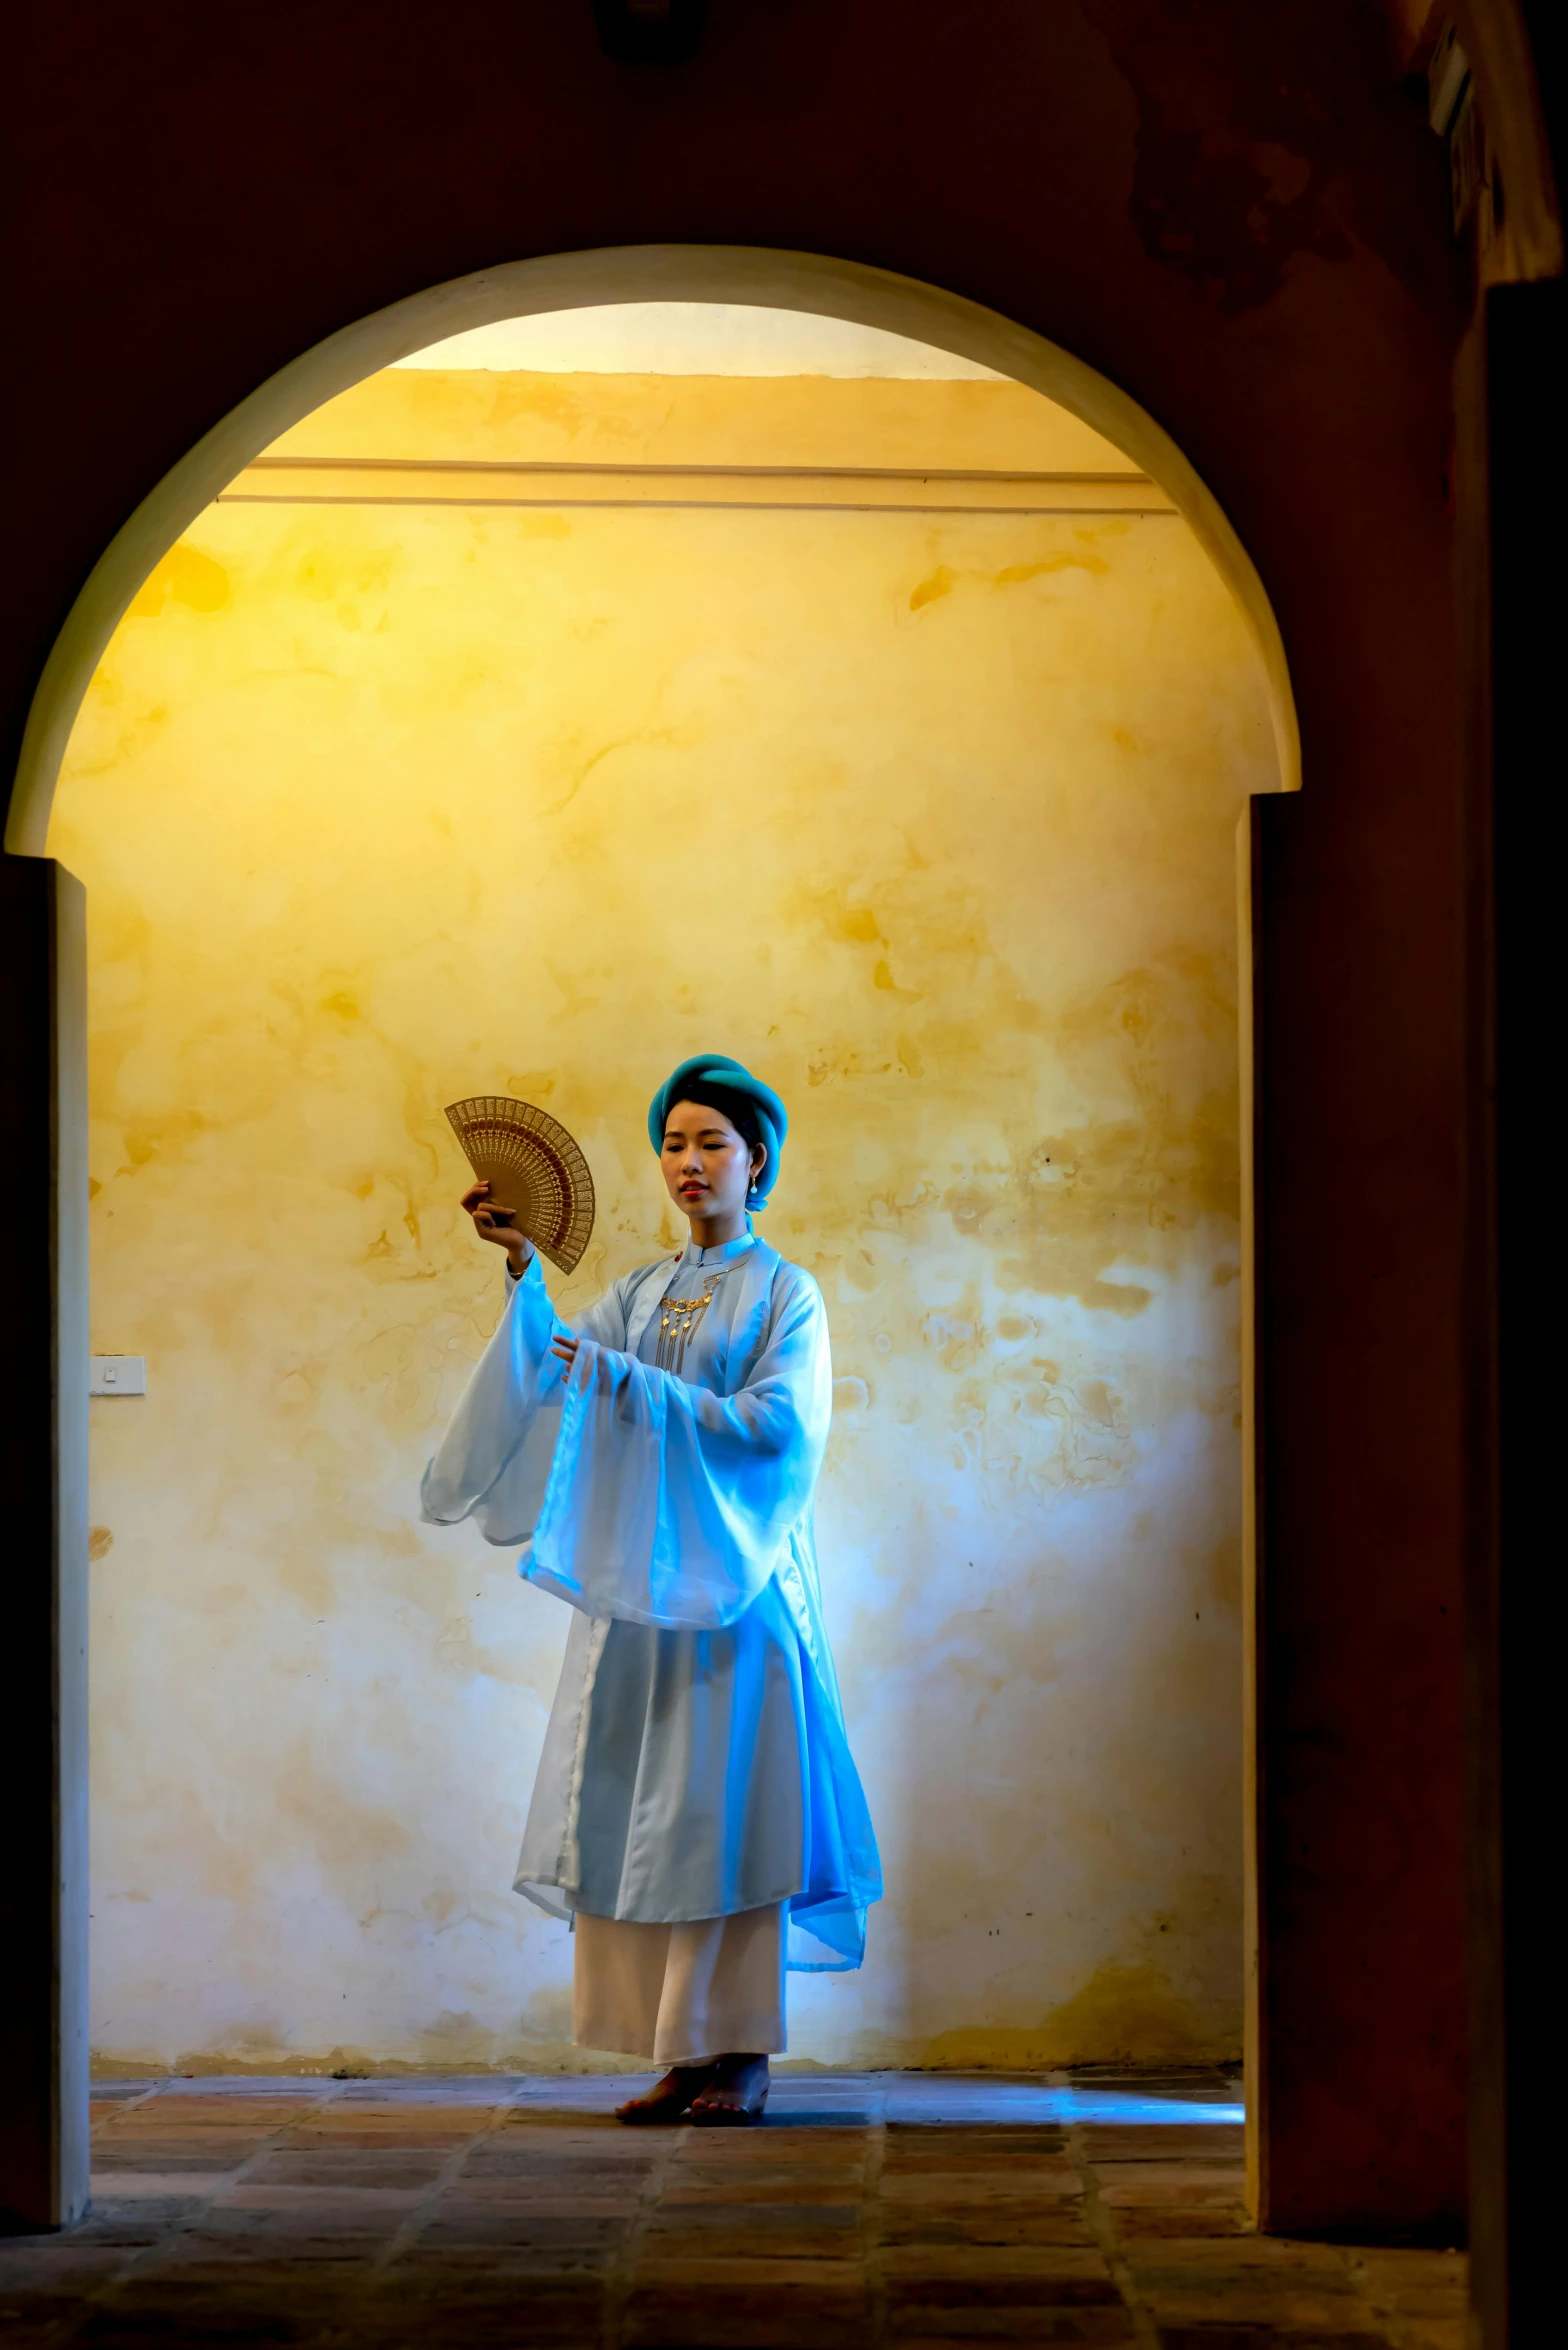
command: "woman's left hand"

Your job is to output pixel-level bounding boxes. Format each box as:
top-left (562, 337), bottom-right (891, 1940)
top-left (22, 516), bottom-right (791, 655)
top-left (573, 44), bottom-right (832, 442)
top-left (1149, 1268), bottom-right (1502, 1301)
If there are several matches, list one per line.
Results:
top-left (549, 1332), bottom-right (579, 1372)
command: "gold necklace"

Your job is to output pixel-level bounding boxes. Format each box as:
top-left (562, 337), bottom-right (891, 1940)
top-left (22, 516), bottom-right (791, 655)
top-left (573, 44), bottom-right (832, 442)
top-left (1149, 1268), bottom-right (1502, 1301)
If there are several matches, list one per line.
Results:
top-left (655, 1255), bottom-right (740, 1375)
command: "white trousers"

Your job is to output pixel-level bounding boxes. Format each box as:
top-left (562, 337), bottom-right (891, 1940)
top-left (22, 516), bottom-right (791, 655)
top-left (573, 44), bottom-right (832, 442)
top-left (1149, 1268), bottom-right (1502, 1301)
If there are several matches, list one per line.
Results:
top-left (572, 1901), bottom-right (787, 2065)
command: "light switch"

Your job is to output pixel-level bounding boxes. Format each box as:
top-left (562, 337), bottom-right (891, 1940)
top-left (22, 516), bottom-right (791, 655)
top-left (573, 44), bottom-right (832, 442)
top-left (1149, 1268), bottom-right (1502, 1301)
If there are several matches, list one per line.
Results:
top-left (91, 1355), bottom-right (147, 1397)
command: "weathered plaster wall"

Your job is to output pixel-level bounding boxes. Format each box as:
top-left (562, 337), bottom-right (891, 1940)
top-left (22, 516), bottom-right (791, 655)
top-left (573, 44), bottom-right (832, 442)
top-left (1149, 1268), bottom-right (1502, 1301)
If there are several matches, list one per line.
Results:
top-left (53, 364), bottom-right (1275, 2072)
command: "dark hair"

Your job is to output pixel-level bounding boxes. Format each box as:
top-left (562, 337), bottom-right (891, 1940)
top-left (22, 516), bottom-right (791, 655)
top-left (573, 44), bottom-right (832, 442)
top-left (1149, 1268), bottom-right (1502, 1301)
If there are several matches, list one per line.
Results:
top-left (667, 1085), bottom-right (767, 1184)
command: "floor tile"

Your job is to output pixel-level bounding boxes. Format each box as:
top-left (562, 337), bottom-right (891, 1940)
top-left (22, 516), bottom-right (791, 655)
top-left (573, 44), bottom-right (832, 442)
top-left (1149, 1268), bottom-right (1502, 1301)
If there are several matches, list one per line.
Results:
top-left (38, 2069), bottom-right (1467, 2344)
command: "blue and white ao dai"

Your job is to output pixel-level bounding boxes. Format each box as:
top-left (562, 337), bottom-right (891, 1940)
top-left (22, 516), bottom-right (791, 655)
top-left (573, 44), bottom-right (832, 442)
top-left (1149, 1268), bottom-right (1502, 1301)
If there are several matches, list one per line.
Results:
top-left (420, 1230), bottom-right (880, 1975)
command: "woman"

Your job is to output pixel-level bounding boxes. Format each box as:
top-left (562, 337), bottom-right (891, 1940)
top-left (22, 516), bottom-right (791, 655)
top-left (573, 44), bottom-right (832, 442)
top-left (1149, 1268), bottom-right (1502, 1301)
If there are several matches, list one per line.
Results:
top-left (421, 1053), bottom-right (881, 2123)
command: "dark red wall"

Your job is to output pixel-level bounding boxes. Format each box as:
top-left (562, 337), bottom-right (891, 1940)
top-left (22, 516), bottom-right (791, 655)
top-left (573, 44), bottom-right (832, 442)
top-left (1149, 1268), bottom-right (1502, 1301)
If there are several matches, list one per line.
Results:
top-left (2, 0), bottom-right (1469, 2231)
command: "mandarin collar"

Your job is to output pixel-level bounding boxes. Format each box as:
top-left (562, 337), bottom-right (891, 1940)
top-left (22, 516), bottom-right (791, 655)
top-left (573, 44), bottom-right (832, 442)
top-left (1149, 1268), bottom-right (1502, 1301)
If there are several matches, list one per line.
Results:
top-left (679, 1231), bottom-right (758, 1269)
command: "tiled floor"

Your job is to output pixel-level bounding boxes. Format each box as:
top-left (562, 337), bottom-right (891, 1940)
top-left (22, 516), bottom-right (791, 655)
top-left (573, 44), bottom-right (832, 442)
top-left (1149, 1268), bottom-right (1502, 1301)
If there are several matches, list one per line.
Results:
top-left (0, 2072), bottom-right (1465, 2346)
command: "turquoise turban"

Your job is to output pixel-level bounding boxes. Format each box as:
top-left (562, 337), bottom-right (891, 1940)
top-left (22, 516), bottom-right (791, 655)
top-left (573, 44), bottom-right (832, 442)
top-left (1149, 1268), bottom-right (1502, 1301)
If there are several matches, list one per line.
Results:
top-left (648, 1054), bottom-right (788, 1212)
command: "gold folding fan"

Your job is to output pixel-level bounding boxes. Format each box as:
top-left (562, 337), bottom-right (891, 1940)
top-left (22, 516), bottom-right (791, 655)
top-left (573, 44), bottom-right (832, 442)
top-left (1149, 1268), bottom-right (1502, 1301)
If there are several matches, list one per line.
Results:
top-left (444, 1096), bottom-right (596, 1274)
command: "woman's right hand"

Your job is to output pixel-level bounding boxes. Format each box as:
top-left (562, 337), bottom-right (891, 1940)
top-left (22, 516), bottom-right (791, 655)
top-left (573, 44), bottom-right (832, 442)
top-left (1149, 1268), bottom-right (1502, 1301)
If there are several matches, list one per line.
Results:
top-left (461, 1182), bottom-right (533, 1270)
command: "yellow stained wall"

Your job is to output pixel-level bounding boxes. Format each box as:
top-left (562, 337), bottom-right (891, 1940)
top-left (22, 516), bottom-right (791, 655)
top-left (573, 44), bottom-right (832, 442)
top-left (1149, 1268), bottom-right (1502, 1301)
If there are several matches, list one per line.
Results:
top-left (51, 370), bottom-right (1277, 2073)
top-left (265, 365), bottom-right (1135, 470)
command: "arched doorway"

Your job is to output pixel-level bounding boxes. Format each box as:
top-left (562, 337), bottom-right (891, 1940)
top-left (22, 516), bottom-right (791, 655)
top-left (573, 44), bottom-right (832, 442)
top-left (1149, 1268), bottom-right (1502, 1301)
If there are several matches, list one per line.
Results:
top-left (6, 249), bottom-right (1295, 2229)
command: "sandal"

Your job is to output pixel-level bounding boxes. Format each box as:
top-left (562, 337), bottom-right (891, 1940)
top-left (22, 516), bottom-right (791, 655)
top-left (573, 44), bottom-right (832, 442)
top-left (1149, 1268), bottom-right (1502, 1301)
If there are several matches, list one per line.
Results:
top-left (614, 2063), bottom-right (715, 2125)
top-left (690, 2054), bottom-right (770, 2126)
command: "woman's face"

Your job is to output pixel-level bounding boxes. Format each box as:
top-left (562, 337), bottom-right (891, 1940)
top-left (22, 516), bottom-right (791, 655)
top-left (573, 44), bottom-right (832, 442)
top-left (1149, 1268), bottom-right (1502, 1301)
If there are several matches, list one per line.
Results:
top-left (660, 1099), bottom-right (764, 1227)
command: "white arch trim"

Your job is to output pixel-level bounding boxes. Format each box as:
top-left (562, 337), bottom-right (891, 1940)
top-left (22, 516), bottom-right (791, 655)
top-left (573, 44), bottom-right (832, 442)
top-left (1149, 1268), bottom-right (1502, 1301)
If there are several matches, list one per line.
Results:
top-left (6, 243), bottom-right (1298, 852)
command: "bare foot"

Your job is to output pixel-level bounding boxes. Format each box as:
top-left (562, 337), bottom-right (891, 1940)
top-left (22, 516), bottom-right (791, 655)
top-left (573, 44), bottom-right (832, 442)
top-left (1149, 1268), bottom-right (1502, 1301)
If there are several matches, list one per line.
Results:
top-left (615, 2063), bottom-right (714, 2125)
top-left (690, 2052), bottom-right (770, 2125)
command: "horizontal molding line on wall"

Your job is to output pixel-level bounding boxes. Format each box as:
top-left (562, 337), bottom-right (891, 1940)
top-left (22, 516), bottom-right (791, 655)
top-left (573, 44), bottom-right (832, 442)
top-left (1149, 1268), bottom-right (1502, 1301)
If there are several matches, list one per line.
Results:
top-left (220, 457), bottom-right (1178, 516)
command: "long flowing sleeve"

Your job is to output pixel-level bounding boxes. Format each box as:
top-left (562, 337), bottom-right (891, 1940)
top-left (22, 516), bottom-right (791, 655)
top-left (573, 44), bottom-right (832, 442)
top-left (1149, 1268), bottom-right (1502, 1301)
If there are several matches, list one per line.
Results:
top-left (526, 1266), bottom-right (831, 1633)
top-left (420, 1258), bottom-right (623, 1544)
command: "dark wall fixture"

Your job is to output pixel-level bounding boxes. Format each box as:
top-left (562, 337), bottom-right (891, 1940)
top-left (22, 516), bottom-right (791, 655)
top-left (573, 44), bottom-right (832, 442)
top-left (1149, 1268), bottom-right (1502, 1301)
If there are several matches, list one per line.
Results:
top-left (593, 0), bottom-right (706, 63)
